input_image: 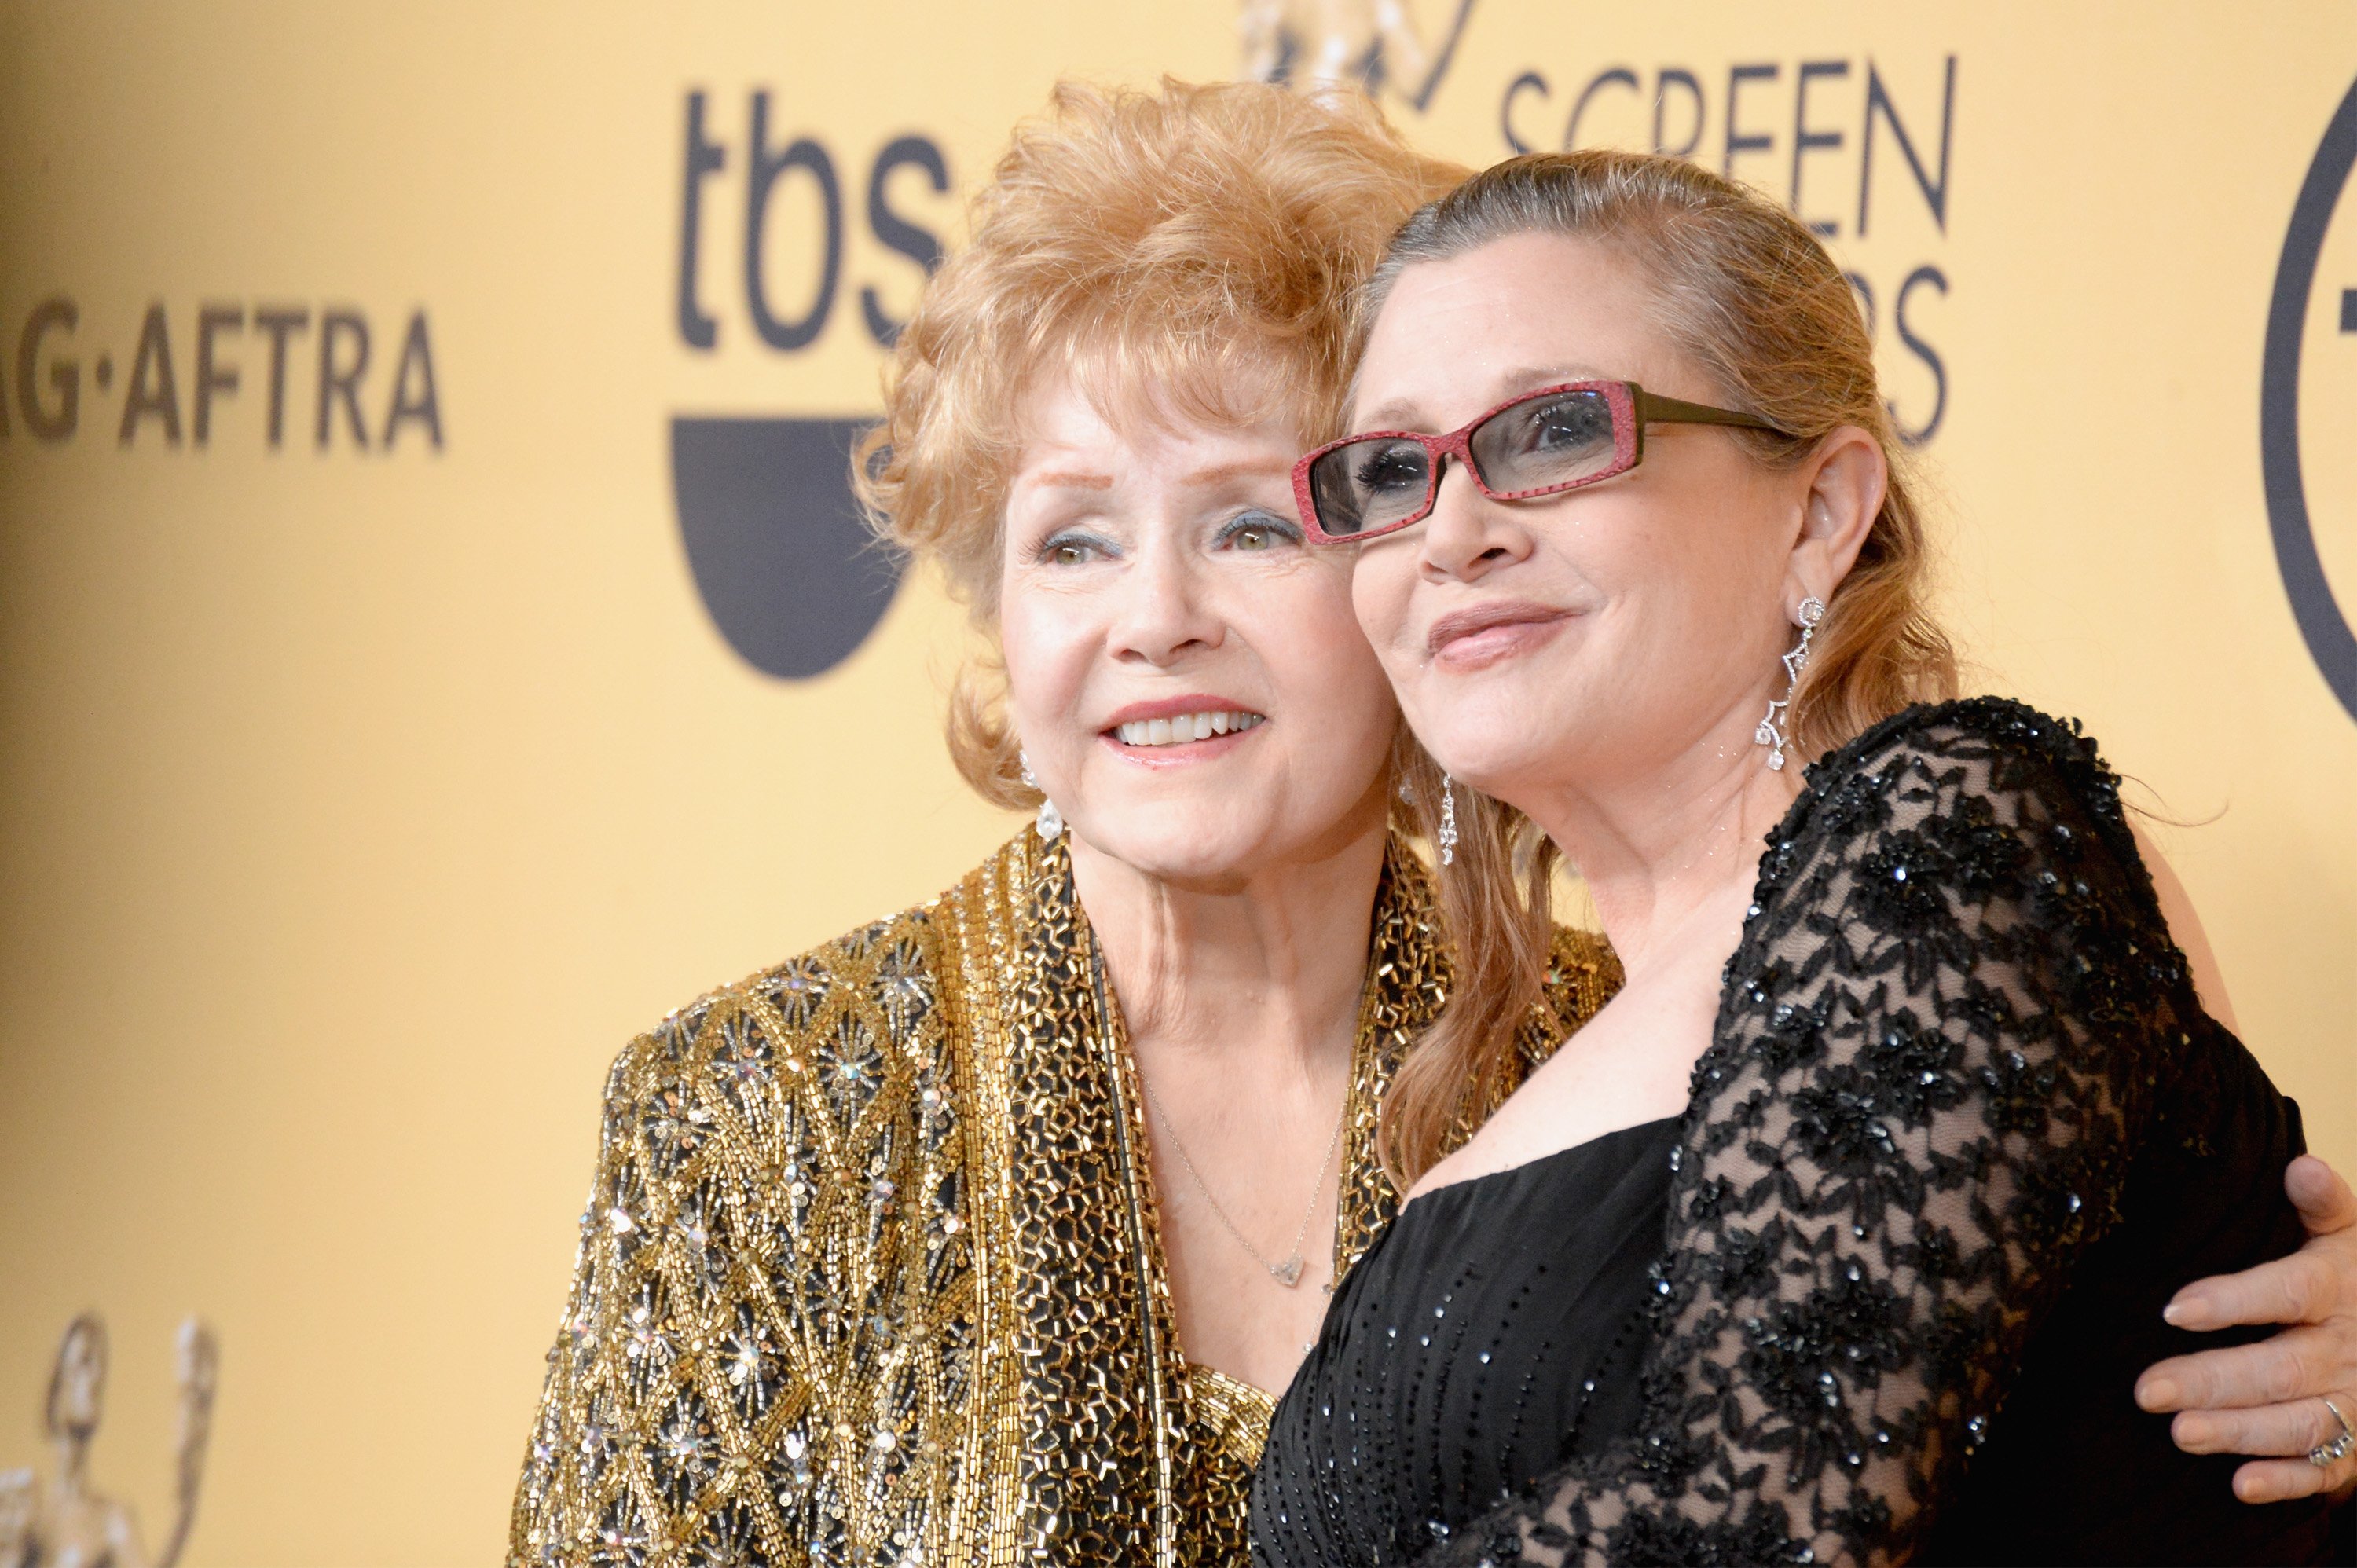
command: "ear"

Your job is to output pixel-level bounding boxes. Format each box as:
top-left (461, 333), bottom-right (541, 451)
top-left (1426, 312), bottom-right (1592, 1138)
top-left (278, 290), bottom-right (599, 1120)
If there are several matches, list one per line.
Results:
top-left (1783, 425), bottom-right (1886, 608)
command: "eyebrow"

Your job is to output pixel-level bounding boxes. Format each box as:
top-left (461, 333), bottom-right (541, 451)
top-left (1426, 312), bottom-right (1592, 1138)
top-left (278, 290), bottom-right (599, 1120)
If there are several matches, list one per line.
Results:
top-left (1025, 470), bottom-right (1114, 490)
top-left (1178, 457), bottom-right (1293, 487)
top-left (1358, 365), bottom-right (1616, 431)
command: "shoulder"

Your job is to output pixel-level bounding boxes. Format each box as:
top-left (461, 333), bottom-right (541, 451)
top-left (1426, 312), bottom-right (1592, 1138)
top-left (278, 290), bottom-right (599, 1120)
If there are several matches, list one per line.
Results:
top-left (1512, 925), bottom-right (1622, 1072)
top-left (1765, 698), bottom-right (2143, 884)
top-left (1548, 921), bottom-right (1618, 974)
top-left (1820, 693), bottom-right (2121, 797)
top-left (1819, 697), bottom-right (2126, 828)
top-left (597, 840), bottom-right (1028, 1125)
top-left (1746, 697), bottom-right (2170, 954)
top-left (630, 907), bottom-right (939, 1073)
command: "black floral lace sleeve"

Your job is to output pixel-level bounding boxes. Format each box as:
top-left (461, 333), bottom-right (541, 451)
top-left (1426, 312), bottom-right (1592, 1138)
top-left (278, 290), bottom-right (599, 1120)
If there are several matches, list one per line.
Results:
top-left (1428, 699), bottom-right (2207, 1568)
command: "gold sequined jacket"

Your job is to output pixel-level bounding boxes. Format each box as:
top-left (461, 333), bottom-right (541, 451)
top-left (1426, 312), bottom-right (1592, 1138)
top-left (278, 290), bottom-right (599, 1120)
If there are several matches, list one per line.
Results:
top-left (510, 830), bottom-right (1618, 1567)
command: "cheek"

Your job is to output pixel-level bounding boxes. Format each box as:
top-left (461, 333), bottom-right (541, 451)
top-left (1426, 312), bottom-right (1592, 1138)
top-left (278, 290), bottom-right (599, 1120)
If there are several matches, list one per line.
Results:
top-left (1581, 494), bottom-right (1792, 706)
top-left (1644, 493), bottom-right (1792, 643)
top-left (1578, 478), bottom-right (1774, 628)
top-left (995, 581), bottom-right (1092, 744)
top-left (1318, 630), bottom-right (1399, 741)
top-left (1251, 570), bottom-right (1396, 740)
top-left (1347, 543), bottom-right (1420, 664)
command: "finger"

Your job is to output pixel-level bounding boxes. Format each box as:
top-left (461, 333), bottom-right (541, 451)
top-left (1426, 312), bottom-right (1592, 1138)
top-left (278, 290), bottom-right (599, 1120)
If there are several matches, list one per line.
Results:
top-left (2285, 1154), bottom-right (2357, 1236)
top-left (2231, 1455), bottom-right (2352, 1505)
top-left (2136, 1326), bottom-right (2341, 1411)
top-left (2162, 1250), bottom-right (2338, 1332)
top-left (2172, 1399), bottom-right (2348, 1457)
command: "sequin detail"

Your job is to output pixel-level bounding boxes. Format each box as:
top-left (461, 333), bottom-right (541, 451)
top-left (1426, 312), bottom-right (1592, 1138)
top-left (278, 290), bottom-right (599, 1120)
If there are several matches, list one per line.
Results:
top-left (511, 833), bottom-right (1619, 1566)
top-left (1266, 700), bottom-right (2270, 1568)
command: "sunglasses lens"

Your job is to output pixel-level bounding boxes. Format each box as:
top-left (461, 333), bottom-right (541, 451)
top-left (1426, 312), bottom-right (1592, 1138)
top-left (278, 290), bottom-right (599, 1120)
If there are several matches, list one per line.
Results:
top-left (1310, 437), bottom-right (1434, 537)
top-left (1470, 387), bottom-right (1620, 493)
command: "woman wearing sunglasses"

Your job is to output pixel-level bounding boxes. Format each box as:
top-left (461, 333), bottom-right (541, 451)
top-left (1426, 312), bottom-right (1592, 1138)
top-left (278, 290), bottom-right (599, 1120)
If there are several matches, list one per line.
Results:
top-left (1254, 150), bottom-right (2355, 1565)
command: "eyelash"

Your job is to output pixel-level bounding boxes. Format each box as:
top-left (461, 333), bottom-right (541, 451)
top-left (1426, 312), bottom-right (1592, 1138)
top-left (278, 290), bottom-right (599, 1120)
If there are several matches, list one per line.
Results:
top-left (1035, 509), bottom-right (1300, 565)
top-left (1217, 509), bottom-right (1303, 549)
top-left (1038, 529), bottom-right (1118, 566)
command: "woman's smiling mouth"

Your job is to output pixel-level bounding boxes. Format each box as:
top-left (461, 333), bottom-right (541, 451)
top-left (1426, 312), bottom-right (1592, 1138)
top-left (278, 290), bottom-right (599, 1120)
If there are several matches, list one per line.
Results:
top-left (1101, 697), bottom-right (1270, 760)
top-left (1113, 709), bottom-right (1266, 746)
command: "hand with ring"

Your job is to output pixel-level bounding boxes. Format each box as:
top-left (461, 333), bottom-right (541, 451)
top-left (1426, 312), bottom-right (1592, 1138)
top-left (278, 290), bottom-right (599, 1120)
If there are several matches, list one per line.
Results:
top-left (2135, 1153), bottom-right (2357, 1506)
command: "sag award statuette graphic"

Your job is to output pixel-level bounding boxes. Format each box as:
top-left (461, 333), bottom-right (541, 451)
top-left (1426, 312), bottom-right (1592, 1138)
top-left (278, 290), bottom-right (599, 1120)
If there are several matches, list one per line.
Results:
top-left (1240, 0), bottom-right (1472, 109)
top-left (0, 1315), bottom-right (219, 1568)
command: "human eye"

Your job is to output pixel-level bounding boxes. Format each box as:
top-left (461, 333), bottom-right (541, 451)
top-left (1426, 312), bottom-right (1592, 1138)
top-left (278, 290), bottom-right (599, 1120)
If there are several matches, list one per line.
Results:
top-left (1037, 528), bottom-right (1118, 566)
top-left (1514, 392), bottom-right (1614, 455)
top-left (1351, 440), bottom-right (1429, 496)
top-left (1215, 507), bottom-right (1304, 552)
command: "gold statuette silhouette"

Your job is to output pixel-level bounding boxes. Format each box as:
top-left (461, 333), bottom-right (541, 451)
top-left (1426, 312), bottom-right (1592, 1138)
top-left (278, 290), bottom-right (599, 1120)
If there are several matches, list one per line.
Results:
top-left (0, 1313), bottom-right (218, 1568)
top-left (1238, 0), bottom-right (1472, 108)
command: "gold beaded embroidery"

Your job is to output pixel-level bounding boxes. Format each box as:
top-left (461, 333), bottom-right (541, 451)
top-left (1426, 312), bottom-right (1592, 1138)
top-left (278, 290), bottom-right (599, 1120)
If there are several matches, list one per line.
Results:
top-left (508, 832), bottom-right (1618, 1566)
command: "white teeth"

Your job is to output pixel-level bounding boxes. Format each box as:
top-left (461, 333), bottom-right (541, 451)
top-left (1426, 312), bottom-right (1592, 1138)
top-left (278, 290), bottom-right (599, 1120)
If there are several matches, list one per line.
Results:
top-left (1113, 710), bottom-right (1265, 747)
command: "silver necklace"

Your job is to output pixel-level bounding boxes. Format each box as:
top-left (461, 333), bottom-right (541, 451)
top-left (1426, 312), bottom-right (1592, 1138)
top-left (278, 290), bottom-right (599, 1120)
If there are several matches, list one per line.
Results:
top-left (1138, 1075), bottom-right (1348, 1288)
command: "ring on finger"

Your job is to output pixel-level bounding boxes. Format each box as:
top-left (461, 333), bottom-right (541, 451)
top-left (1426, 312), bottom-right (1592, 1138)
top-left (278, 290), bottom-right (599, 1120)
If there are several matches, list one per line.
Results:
top-left (2308, 1394), bottom-right (2354, 1469)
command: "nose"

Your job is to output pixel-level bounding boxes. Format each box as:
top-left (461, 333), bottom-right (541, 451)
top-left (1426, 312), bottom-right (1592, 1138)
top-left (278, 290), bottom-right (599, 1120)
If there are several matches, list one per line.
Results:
top-left (1417, 456), bottom-right (1534, 583)
top-left (1109, 530), bottom-right (1225, 667)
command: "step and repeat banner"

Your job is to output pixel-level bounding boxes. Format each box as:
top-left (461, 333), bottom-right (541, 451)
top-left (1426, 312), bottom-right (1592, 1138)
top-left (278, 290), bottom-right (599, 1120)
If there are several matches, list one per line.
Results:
top-left (2, 2), bottom-right (2353, 1559)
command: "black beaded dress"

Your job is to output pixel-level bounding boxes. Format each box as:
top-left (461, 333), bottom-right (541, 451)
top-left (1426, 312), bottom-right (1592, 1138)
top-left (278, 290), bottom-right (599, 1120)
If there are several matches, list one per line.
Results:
top-left (1252, 700), bottom-right (2337, 1566)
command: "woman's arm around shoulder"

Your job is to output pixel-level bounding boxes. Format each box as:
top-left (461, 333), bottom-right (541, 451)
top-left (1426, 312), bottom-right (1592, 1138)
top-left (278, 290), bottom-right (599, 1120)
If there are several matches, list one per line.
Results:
top-left (2123, 829), bottom-right (2357, 1507)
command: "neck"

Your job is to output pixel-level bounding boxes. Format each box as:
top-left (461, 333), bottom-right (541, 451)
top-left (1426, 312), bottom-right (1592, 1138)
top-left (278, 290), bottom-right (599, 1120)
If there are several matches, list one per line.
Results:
top-left (1518, 703), bottom-right (1801, 976)
top-left (1066, 811), bottom-right (1390, 1082)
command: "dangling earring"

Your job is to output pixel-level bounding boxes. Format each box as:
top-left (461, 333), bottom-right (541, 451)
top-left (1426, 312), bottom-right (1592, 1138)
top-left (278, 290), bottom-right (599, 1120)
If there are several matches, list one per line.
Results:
top-left (1018, 750), bottom-right (1064, 842)
top-left (1754, 595), bottom-right (1826, 771)
top-left (1437, 773), bottom-right (1458, 866)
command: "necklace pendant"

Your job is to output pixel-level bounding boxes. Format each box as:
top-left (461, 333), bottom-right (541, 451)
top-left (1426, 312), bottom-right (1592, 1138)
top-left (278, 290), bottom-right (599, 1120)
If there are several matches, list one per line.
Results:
top-left (1270, 1254), bottom-right (1305, 1288)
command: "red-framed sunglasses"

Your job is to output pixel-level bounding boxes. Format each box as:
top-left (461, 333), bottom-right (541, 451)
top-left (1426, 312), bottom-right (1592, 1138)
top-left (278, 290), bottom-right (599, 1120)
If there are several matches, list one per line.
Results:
top-left (1291, 379), bottom-right (1791, 543)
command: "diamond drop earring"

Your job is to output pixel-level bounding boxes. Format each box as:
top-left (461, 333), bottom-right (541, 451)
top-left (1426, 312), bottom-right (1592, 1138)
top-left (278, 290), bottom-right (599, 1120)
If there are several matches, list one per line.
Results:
top-left (1017, 750), bottom-right (1063, 842)
top-left (1754, 595), bottom-right (1826, 771)
top-left (1437, 773), bottom-right (1458, 866)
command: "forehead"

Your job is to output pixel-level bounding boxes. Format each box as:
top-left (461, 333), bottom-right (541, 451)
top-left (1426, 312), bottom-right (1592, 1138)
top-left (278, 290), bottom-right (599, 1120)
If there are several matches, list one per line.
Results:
top-left (1010, 372), bottom-right (1304, 482)
top-left (1354, 233), bottom-right (1674, 427)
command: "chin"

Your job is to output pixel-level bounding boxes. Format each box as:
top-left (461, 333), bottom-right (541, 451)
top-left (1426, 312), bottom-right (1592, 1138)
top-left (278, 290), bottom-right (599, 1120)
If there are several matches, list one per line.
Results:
top-left (1076, 819), bottom-right (1267, 888)
top-left (1420, 746), bottom-right (1535, 804)
top-left (1406, 691), bottom-right (1573, 798)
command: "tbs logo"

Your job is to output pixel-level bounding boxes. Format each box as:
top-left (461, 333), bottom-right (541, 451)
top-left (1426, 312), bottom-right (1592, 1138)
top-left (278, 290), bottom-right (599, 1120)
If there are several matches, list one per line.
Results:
top-left (668, 91), bottom-right (949, 680)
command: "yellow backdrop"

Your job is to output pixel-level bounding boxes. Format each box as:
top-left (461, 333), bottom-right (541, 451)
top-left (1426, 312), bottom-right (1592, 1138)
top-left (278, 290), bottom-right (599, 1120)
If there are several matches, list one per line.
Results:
top-left (2, 2), bottom-right (2352, 1560)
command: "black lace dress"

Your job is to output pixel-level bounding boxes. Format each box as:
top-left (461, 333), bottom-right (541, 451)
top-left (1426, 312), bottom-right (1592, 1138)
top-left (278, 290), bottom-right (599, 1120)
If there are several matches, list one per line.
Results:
top-left (1252, 700), bottom-right (2337, 1566)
